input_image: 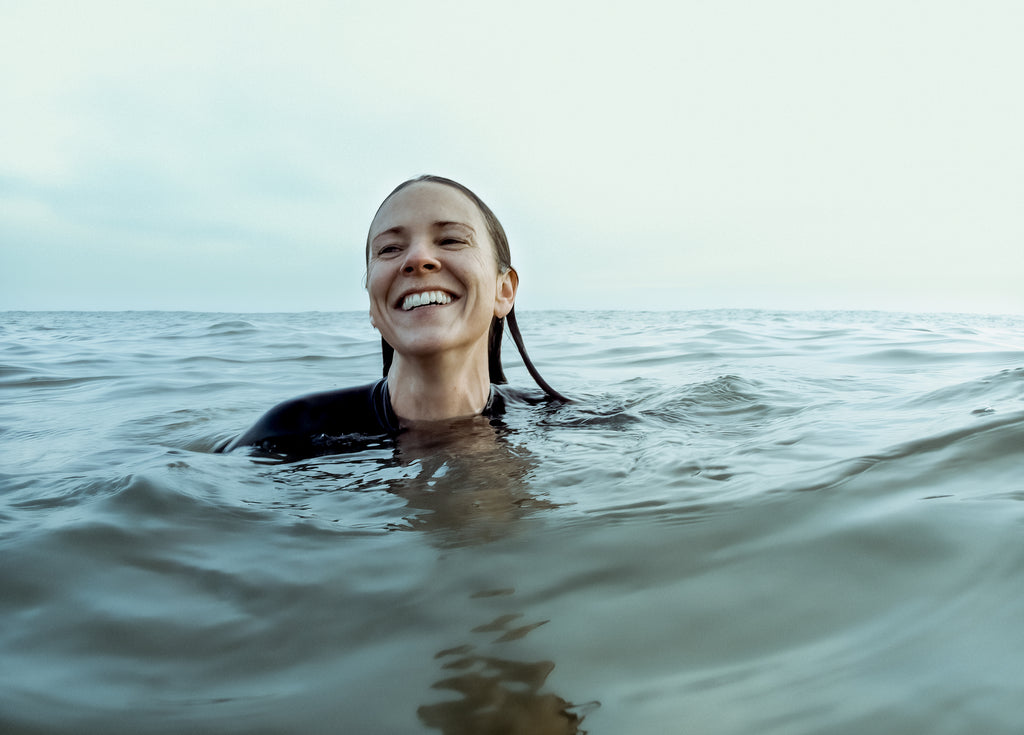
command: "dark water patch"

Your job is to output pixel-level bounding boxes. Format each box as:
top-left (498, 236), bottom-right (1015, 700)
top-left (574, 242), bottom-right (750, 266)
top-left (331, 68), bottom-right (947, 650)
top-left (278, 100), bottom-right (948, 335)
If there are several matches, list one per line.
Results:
top-left (203, 319), bottom-right (258, 335)
top-left (0, 374), bottom-right (122, 391)
top-left (580, 498), bottom-right (731, 529)
top-left (0, 364), bottom-right (46, 379)
top-left (168, 354), bottom-right (250, 365)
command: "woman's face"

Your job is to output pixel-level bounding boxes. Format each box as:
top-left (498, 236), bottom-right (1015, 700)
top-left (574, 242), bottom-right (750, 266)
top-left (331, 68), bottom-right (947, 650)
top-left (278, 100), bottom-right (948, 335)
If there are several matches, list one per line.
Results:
top-left (366, 182), bottom-right (517, 361)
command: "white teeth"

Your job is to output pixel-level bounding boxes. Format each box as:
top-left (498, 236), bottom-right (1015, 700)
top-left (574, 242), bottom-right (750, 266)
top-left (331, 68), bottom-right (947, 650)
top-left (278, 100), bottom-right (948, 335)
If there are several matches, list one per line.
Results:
top-left (401, 290), bottom-right (453, 311)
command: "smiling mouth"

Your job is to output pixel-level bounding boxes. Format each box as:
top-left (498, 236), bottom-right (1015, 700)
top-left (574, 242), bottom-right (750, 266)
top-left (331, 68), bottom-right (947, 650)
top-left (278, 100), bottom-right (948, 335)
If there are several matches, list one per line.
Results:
top-left (400, 290), bottom-right (455, 311)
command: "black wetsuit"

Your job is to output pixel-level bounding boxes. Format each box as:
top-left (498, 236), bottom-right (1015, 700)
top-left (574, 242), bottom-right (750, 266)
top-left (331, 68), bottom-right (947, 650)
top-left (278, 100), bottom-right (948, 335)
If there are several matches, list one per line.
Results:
top-left (222, 378), bottom-right (507, 458)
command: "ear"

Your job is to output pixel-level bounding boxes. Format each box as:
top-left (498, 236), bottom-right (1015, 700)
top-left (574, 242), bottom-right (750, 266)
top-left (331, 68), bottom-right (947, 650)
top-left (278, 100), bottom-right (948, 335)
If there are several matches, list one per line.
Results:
top-left (493, 268), bottom-right (518, 319)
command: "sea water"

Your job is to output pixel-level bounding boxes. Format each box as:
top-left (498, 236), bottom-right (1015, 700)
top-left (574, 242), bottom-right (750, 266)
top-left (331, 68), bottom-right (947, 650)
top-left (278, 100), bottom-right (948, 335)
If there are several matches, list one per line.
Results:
top-left (1, 309), bottom-right (1023, 734)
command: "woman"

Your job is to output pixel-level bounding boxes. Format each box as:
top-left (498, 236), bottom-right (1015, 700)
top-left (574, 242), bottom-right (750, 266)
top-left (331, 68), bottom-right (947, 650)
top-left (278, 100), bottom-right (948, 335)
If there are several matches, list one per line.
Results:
top-left (224, 175), bottom-right (565, 457)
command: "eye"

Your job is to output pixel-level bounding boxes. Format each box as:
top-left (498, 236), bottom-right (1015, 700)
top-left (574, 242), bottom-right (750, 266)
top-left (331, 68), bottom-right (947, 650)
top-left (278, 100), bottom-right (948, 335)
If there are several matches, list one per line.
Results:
top-left (375, 244), bottom-right (402, 257)
top-left (440, 237), bottom-right (467, 247)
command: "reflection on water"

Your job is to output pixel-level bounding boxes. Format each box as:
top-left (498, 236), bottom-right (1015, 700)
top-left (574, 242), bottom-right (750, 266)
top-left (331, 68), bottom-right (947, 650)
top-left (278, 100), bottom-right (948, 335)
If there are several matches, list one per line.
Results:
top-left (270, 415), bottom-right (596, 731)
top-left (420, 589), bottom-right (590, 735)
top-left (388, 416), bottom-right (555, 547)
top-left (264, 412), bottom-right (554, 545)
top-left (398, 422), bottom-right (594, 731)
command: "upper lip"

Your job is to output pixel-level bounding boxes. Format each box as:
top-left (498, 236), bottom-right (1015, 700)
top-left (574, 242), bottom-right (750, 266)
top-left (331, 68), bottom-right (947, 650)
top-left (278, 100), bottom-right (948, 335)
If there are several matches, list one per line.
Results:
top-left (393, 287), bottom-right (458, 309)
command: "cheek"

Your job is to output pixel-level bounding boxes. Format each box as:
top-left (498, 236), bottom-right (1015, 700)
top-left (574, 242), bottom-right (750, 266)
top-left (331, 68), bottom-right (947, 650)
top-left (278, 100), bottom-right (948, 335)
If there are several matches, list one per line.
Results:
top-left (365, 268), bottom-right (391, 328)
top-left (365, 265), bottom-right (389, 300)
top-left (463, 252), bottom-right (501, 287)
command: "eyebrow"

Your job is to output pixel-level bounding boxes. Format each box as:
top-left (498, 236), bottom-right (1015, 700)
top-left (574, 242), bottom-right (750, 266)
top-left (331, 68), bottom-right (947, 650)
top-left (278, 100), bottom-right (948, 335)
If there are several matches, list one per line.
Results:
top-left (435, 221), bottom-right (475, 233)
top-left (370, 221), bottom-right (476, 244)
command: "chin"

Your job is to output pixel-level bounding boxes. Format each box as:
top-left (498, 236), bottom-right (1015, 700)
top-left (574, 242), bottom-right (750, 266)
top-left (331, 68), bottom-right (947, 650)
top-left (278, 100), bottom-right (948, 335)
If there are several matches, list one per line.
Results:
top-left (388, 328), bottom-right (491, 361)
top-left (381, 330), bottom-right (451, 355)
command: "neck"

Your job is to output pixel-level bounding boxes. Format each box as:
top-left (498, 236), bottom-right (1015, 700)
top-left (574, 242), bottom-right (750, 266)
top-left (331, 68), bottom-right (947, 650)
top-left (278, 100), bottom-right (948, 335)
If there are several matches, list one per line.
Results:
top-left (386, 343), bottom-right (492, 422)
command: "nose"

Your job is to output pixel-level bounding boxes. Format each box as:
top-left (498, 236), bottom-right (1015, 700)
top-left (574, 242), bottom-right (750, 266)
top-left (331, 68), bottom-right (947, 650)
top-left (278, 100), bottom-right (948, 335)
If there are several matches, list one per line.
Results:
top-left (402, 240), bottom-right (440, 274)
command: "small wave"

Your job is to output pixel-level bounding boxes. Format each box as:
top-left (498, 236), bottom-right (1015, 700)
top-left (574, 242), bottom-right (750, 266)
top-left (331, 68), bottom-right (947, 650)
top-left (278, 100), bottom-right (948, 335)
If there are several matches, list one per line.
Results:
top-left (173, 355), bottom-right (248, 365)
top-left (685, 374), bottom-right (766, 407)
top-left (843, 348), bottom-right (1023, 366)
top-left (646, 374), bottom-right (806, 424)
top-left (779, 409), bottom-right (1024, 497)
top-left (882, 409), bottom-right (1024, 464)
top-left (908, 366), bottom-right (1024, 410)
top-left (537, 374), bottom-right (807, 437)
top-left (0, 373), bottom-right (116, 389)
top-left (154, 320), bottom-right (259, 340)
top-left (0, 364), bottom-right (50, 386)
top-left (204, 320), bottom-right (258, 335)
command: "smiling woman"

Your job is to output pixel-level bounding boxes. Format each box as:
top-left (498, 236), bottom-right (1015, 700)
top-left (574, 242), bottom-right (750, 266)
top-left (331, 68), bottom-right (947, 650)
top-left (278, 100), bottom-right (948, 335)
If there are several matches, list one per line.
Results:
top-left (222, 175), bottom-right (566, 458)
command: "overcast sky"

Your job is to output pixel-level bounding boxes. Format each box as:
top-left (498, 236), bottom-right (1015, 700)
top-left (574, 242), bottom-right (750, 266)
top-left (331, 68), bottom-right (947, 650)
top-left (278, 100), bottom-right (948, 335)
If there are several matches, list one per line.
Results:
top-left (2, 0), bottom-right (1021, 314)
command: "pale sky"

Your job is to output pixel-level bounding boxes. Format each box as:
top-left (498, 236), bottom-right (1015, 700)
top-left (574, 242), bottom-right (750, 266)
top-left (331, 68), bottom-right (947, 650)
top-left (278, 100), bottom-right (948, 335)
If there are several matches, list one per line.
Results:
top-left (2, 0), bottom-right (1022, 314)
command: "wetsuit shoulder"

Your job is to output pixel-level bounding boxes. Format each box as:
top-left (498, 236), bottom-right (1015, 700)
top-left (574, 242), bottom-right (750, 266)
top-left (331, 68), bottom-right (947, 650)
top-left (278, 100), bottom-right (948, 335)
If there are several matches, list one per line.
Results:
top-left (223, 379), bottom-right (396, 455)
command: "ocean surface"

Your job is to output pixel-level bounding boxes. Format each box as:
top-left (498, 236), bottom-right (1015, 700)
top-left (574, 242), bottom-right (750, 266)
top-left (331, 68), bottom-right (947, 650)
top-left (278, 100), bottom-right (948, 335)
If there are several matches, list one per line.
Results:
top-left (2, 309), bottom-right (1023, 734)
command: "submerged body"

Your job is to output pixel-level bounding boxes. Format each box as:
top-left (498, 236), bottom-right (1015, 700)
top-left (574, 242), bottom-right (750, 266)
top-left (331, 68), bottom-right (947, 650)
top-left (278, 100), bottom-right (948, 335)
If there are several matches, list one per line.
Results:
top-left (222, 379), bottom-right (511, 458)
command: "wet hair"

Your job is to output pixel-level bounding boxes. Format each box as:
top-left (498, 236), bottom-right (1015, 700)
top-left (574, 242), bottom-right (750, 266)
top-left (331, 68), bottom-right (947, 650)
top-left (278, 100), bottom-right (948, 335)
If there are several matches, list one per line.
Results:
top-left (366, 174), bottom-right (567, 402)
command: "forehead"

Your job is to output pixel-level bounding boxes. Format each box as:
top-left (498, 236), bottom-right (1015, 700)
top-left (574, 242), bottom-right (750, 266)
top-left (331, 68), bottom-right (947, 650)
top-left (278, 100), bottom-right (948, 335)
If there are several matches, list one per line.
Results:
top-left (369, 182), bottom-right (486, 237)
